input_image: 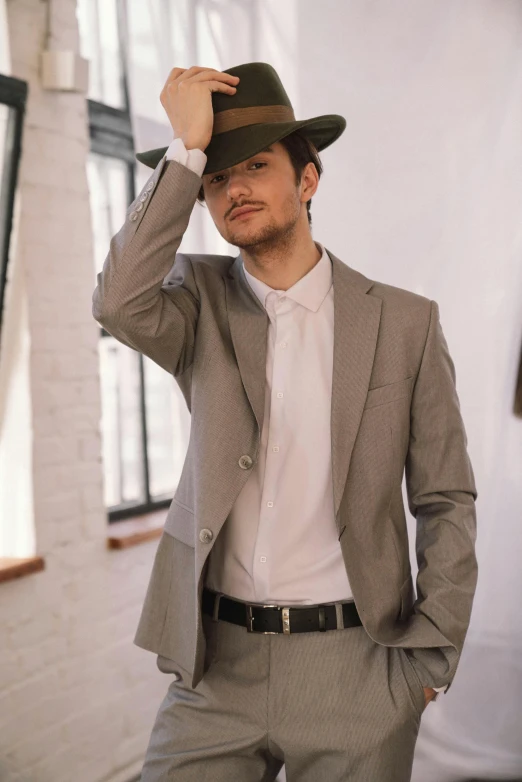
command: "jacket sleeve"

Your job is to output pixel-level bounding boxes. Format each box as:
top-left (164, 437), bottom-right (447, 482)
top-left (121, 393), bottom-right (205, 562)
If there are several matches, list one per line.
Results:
top-left (404, 299), bottom-right (478, 692)
top-left (92, 156), bottom-right (203, 376)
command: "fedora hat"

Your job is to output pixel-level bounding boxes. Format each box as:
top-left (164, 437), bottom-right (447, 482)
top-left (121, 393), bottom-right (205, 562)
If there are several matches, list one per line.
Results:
top-left (135, 61), bottom-right (346, 174)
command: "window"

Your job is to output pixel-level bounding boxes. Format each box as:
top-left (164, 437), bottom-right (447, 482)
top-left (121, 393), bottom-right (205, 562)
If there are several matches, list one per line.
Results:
top-left (0, 74), bottom-right (27, 347)
top-left (76, 0), bottom-right (125, 110)
top-left (79, 0), bottom-right (191, 521)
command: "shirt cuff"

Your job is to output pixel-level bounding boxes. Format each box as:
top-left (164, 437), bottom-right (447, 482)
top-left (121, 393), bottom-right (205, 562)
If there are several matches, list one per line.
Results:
top-left (165, 136), bottom-right (207, 178)
top-left (432, 684), bottom-right (449, 692)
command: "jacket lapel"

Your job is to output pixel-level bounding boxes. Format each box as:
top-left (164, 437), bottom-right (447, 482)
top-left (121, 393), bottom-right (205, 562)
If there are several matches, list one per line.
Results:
top-left (225, 247), bottom-right (382, 527)
top-left (225, 254), bottom-right (269, 436)
top-left (327, 249), bottom-right (382, 523)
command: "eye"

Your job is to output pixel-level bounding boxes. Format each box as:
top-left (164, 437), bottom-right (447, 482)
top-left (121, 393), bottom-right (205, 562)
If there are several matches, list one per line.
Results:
top-left (210, 161), bottom-right (266, 184)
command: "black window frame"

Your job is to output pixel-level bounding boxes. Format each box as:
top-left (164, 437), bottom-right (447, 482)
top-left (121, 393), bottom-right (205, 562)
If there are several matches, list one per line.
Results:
top-left (88, 0), bottom-right (172, 522)
top-left (0, 73), bottom-right (28, 340)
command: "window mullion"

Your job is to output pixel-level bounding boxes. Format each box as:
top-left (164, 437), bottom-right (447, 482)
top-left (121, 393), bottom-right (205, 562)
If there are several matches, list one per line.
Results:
top-left (138, 353), bottom-right (152, 507)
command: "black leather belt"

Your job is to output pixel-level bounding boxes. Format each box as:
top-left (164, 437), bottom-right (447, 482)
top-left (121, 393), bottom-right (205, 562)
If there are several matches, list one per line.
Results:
top-left (202, 586), bottom-right (362, 634)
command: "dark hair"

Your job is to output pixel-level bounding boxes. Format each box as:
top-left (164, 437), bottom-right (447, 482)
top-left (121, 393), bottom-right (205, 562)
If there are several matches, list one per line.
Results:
top-left (196, 129), bottom-right (323, 227)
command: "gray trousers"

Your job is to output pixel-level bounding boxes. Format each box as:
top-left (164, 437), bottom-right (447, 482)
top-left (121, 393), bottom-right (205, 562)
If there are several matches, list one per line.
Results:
top-left (140, 603), bottom-right (426, 781)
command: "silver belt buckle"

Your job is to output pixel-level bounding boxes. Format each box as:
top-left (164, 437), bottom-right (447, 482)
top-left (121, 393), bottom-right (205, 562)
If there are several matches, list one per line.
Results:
top-left (246, 604), bottom-right (291, 634)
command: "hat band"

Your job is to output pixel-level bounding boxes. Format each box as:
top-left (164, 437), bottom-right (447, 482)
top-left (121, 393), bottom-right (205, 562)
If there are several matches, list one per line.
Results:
top-left (213, 104), bottom-right (295, 135)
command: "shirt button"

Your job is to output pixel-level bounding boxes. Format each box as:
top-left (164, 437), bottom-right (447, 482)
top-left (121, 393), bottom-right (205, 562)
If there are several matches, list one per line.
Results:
top-left (260, 556), bottom-right (267, 563)
top-left (276, 392), bottom-right (283, 398)
top-left (267, 501), bottom-right (273, 507)
top-left (280, 342), bottom-right (287, 348)
top-left (272, 446), bottom-right (279, 452)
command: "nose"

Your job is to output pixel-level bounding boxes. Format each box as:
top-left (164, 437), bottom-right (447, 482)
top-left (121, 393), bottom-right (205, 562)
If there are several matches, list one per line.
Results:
top-left (226, 170), bottom-right (252, 202)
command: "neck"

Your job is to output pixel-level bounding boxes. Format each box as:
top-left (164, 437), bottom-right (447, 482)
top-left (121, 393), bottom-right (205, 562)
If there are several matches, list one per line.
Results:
top-left (240, 232), bottom-right (322, 291)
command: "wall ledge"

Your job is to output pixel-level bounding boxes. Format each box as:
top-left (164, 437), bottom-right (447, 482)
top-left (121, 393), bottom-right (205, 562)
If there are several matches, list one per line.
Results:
top-left (107, 509), bottom-right (166, 550)
top-left (0, 511), bottom-right (166, 582)
top-left (0, 556), bottom-right (45, 584)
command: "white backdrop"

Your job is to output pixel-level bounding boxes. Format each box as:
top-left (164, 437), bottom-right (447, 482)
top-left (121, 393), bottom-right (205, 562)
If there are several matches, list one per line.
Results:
top-left (127, 0), bottom-right (522, 777)
top-left (297, 3), bottom-right (522, 778)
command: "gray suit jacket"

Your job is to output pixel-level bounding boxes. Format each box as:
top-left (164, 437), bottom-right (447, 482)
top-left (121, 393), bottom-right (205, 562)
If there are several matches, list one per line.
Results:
top-left (92, 156), bottom-right (478, 692)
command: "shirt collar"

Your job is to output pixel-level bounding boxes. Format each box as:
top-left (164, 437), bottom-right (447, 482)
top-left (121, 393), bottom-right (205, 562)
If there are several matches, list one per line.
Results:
top-left (241, 241), bottom-right (332, 313)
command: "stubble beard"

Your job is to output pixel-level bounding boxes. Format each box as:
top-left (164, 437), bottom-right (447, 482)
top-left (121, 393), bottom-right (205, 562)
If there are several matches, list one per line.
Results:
top-left (227, 205), bottom-right (300, 254)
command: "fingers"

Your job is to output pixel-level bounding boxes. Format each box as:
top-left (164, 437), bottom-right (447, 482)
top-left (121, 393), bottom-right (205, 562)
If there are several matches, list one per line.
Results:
top-left (183, 68), bottom-right (239, 87)
top-left (164, 66), bottom-right (239, 90)
top-left (204, 79), bottom-right (238, 94)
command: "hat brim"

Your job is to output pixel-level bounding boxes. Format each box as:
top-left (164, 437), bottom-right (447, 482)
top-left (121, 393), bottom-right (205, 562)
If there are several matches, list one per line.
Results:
top-left (135, 114), bottom-right (346, 174)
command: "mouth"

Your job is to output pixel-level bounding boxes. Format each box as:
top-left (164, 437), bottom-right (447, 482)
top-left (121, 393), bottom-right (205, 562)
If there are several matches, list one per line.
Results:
top-left (230, 207), bottom-right (263, 221)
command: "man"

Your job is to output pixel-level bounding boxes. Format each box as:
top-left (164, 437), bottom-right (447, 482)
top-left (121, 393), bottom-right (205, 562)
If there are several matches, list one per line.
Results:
top-left (92, 62), bottom-right (478, 781)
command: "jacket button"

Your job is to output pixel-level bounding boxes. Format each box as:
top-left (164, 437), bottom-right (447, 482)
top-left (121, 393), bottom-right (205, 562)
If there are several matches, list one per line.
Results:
top-left (129, 212), bottom-right (138, 221)
top-left (238, 455), bottom-right (253, 469)
top-left (199, 528), bottom-right (213, 543)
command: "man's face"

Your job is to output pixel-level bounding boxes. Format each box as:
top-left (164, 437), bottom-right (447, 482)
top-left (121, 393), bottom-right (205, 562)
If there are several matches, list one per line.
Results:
top-left (201, 141), bottom-right (313, 249)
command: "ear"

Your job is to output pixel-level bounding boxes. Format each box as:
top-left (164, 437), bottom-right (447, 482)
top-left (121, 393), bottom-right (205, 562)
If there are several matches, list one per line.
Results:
top-left (300, 161), bottom-right (319, 202)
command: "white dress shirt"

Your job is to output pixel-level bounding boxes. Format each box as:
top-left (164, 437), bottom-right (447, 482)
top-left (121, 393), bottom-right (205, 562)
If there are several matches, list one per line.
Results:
top-left (165, 137), bottom-right (208, 175)
top-left (162, 138), bottom-right (447, 692)
top-left (208, 242), bottom-right (352, 606)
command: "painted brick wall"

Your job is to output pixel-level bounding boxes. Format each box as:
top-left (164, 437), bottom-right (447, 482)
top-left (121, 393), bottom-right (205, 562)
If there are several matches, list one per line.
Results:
top-left (0, 1), bottom-right (169, 779)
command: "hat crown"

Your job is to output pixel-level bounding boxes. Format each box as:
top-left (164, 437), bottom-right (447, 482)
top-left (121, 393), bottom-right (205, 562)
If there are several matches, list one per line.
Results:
top-left (135, 60), bottom-right (346, 173)
top-left (212, 62), bottom-right (292, 115)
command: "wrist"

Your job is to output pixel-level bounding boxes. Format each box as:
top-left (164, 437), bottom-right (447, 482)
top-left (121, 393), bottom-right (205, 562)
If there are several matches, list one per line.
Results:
top-left (182, 133), bottom-right (208, 153)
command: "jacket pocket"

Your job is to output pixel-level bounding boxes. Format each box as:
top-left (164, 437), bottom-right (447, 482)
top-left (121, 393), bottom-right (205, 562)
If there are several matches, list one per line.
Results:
top-left (364, 375), bottom-right (415, 410)
top-left (398, 648), bottom-right (426, 718)
top-left (164, 499), bottom-right (196, 547)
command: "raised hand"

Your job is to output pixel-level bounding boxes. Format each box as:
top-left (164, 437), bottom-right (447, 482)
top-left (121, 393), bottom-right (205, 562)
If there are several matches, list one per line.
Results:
top-left (160, 65), bottom-right (240, 153)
